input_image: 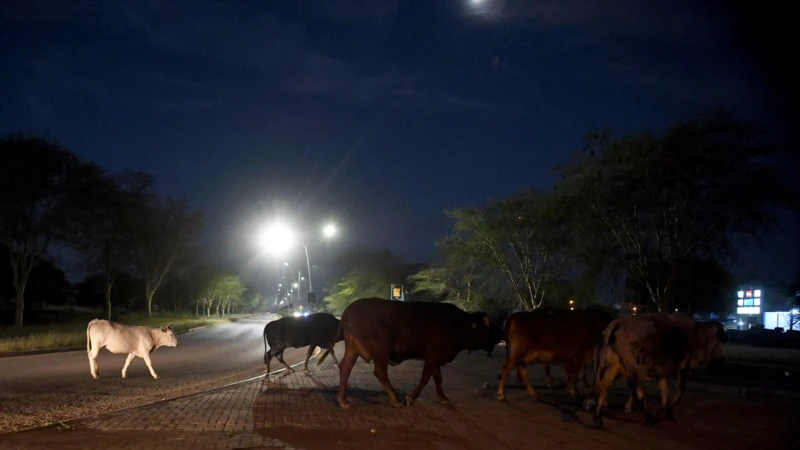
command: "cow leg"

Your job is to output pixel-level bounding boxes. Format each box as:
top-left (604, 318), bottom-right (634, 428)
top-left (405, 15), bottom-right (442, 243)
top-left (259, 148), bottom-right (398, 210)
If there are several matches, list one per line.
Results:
top-left (665, 366), bottom-right (690, 421)
top-left (624, 387), bottom-right (636, 413)
top-left (542, 363), bottom-right (557, 387)
top-left (432, 367), bottom-right (449, 403)
top-left (657, 377), bottom-right (671, 419)
top-left (88, 344), bottom-right (101, 379)
top-left (406, 362), bottom-right (435, 407)
top-left (275, 350), bottom-right (293, 372)
top-left (142, 353), bottom-right (160, 380)
top-left (373, 359), bottom-right (403, 408)
top-left (517, 365), bottom-right (538, 398)
top-left (328, 346), bottom-right (340, 367)
top-left (564, 359), bottom-right (580, 398)
top-left (264, 349), bottom-right (274, 375)
top-left (337, 345), bottom-right (359, 409)
top-left (634, 381), bottom-right (657, 426)
top-left (121, 354), bottom-right (136, 379)
top-left (593, 363), bottom-right (621, 429)
top-left (304, 346), bottom-right (316, 372)
top-left (497, 347), bottom-right (524, 401)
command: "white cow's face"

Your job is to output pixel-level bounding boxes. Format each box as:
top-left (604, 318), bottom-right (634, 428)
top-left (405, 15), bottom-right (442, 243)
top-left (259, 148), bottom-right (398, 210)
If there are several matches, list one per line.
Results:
top-left (160, 325), bottom-right (179, 347)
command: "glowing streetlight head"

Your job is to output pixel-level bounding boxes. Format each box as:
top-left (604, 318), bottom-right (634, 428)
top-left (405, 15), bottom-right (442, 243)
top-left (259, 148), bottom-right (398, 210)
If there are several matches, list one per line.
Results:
top-left (322, 223), bottom-right (337, 238)
top-left (259, 221), bottom-right (295, 256)
top-left (292, 282), bottom-right (298, 288)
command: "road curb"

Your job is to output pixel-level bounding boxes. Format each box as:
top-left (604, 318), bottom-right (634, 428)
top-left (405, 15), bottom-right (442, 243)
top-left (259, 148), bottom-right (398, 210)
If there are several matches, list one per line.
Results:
top-left (9, 348), bottom-right (326, 436)
top-left (0, 321), bottom-right (220, 359)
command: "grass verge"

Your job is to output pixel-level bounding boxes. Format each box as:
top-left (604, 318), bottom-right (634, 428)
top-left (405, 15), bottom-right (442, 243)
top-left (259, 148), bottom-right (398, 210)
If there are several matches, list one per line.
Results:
top-left (0, 314), bottom-right (247, 353)
top-left (723, 343), bottom-right (800, 369)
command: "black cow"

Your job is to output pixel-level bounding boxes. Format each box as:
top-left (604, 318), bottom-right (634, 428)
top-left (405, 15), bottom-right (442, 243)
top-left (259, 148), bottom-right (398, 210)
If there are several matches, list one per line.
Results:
top-left (317, 297), bottom-right (502, 409)
top-left (263, 312), bottom-right (343, 374)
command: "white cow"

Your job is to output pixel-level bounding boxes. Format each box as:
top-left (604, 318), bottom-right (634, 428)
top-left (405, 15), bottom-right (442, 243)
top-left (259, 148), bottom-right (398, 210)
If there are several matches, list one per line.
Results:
top-left (86, 319), bottom-right (179, 379)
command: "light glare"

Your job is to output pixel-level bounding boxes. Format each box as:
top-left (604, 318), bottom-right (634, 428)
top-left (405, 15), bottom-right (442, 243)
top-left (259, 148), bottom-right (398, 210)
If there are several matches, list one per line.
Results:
top-left (323, 223), bottom-right (336, 238)
top-left (259, 221), bottom-right (294, 256)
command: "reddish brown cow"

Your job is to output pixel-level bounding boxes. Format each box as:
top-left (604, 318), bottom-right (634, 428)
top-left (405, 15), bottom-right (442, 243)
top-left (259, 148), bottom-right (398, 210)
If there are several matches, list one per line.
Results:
top-left (317, 297), bottom-right (502, 409)
top-left (592, 313), bottom-right (728, 428)
top-left (497, 308), bottom-right (613, 401)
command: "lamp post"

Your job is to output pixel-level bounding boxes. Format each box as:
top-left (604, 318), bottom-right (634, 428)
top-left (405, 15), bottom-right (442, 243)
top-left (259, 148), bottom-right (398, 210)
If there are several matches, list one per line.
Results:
top-left (258, 219), bottom-right (337, 306)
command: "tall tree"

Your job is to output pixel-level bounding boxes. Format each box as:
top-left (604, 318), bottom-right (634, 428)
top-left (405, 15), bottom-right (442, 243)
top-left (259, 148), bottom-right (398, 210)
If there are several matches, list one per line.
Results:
top-left (556, 109), bottom-right (795, 312)
top-left (324, 248), bottom-right (424, 314)
top-left (130, 198), bottom-right (203, 317)
top-left (0, 134), bottom-right (88, 327)
top-left (69, 171), bottom-right (154, 320)
top-left (439, 189), bottom-right (569, 311)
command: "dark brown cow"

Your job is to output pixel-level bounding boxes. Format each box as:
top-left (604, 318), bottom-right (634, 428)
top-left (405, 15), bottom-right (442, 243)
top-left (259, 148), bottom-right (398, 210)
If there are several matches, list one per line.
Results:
top-left (263, 313), bottom-right (343, 374)
top-left (592, 313), bottom-right (728, 428)
top-left (497, 308), bottom-right (614, 401)
top-left (316, 297), bottom-right (502, 409)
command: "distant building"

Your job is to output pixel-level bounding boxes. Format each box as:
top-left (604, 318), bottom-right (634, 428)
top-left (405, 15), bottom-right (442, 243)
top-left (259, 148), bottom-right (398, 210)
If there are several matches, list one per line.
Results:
top-left (734, 280), bottom-right (795, 330)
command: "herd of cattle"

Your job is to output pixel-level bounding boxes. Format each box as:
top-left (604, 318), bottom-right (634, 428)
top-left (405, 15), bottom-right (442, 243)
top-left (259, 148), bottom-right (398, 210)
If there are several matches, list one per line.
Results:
top-left (85, 297), bottom-right (729, 429)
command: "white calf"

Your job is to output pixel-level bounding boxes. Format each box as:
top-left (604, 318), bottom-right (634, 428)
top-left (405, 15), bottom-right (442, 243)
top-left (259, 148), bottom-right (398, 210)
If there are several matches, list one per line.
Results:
top-left (86, 319), bottom-right (179, 379)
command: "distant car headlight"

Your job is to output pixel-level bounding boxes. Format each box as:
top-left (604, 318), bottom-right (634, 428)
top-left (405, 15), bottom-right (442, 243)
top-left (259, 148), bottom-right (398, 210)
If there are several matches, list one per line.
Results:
top-left (303, 312), bottom-right (310, 317)
top-left (292, 311), bottom-right (302, 317)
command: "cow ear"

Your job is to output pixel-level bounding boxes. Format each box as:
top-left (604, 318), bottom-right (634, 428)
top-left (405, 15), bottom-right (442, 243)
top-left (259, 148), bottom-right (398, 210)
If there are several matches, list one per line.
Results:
top-left (483, 315), bottom-right (490, 327)
top-left (160, 326), bottom-right (167, 332)
top-left (167, 324), bottom-right (173, 330)
top-left (472, 322), bottom-right (477, 329)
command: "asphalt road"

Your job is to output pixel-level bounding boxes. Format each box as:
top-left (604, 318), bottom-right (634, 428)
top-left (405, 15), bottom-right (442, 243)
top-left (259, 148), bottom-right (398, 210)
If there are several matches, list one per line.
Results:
top-left (0, 314), bottom-right (308, 434)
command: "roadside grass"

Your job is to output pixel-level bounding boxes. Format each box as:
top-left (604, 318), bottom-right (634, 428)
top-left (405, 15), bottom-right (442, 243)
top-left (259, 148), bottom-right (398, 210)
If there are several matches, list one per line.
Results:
top-left (0, 313), bottom-right (248, 353)
top-left (723, 343), bottom-right (800, 369)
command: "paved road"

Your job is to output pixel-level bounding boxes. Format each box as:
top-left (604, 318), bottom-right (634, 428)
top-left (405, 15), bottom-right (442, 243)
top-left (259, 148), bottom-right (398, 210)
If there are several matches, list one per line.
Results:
top-left (0, 314), bottom-right (308, 434)
top-left (1, 343), bottom-right (794, 449)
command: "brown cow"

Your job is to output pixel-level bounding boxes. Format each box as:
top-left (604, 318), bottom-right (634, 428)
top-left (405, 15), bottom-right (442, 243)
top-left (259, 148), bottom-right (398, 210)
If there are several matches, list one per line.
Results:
top-left (316, 297), bottom-right (501, 409)
top-left (592, 313), bottom-right (728, 428)
top-left (497, 308), bottom-right (613, 401)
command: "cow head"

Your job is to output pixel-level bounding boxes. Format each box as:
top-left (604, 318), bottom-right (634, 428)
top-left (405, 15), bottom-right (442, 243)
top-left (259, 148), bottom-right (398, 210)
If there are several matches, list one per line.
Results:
top-left (692, 320), bottom-right (727, 368)
top-left (160, 324), bottom-right (179, 347)
top-left (467, 312), bottom-right (498, 352)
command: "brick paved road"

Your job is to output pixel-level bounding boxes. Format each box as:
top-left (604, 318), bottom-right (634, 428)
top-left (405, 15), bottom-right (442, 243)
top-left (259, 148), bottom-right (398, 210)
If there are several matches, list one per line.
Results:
top-left (1, 343), bottom-right (795, 449)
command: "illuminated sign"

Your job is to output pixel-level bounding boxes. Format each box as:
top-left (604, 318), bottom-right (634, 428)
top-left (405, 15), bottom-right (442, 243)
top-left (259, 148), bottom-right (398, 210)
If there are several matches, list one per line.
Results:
top-left (745, 290), bottom-right (752, 298)
top-left (390, 284), bottom-right (404, 301)
top-left (737, 291), bottom-right (744, 298)
top-left (754, 298), bottom-right (760, 306)
top-left (738, 299), bottom-right (744, 306)
top-left (737, 306), bottom-right (760, 315)
top-left (754, 289), bottom-right (761, 298)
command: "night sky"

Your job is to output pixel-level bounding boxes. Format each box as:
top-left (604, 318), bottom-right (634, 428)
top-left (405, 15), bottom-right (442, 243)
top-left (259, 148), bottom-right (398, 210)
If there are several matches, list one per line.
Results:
top-left (1, 1), bottom-right (797, 288)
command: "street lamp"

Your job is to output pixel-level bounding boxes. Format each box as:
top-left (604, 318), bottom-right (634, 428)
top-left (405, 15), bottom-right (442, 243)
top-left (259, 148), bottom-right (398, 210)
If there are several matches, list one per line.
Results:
top-left (258, 221), bottom-right (295, 256)
top-left (302, 222), bottom-right (338, 293)
top-left (569, 299), bottom-right (575, 311)
top-left (259, 219), bottom-right (338, 301)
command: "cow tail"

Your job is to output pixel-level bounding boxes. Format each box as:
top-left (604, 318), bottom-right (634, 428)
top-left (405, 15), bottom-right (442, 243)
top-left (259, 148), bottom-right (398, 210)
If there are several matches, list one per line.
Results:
top-left (86, 320), bottom-right (94, 354)
top-left (317, 319), bottom-right (344, 366)
top-left (607, 323), bottom-right (620, 346)
top-left (264, 329), bottom-right (268, 364)
top-left (503, 318), bottom-right (511, 362)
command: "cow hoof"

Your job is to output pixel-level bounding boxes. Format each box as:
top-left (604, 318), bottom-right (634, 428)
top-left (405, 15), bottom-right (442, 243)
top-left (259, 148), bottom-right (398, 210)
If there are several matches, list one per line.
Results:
top-left (528, 391), bottom-right (538, 399)
top-left (338, 400), bottom-right (351, 409)
top-left (303, 368), bottom-right (311, 374)
top-left (593, 417), bottom-right (604, 429)
top-left (497, 393), bottom-right (506, 402)
top-left (438, 397), bottom-right (450, 405)
top-left (121, 374), bottom-right (127, 379)
top-left (405, 395), bottom-right (414, 407)
top-left (92, 374), bottom-right (99, 380)
top-left (152, 375), bottom-right (160, 380)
